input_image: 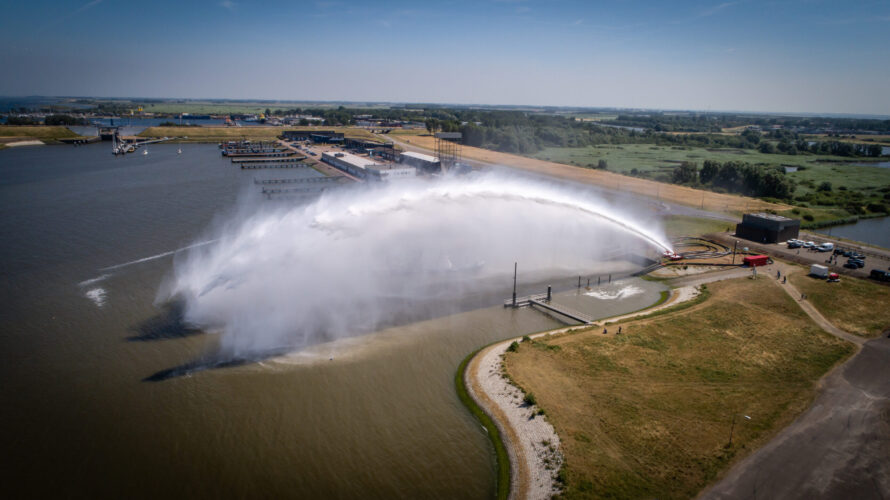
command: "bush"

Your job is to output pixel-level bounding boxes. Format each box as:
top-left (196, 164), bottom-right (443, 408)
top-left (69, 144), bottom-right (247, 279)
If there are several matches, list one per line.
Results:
top-left (521, 335), bottom-right (531, 342)
top-left (523, 392), bottom-right (537, 406)
top-left (817, 181), bottom-right (832, 192)
top-left (803, 214), bottom-right (815, 221)
top-left (507, 341), bottom-right (520, 353)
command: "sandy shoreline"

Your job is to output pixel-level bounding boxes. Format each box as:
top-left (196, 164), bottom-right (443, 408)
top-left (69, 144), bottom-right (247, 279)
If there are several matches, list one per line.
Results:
top-left (465, 286), bottom-right (700, 499)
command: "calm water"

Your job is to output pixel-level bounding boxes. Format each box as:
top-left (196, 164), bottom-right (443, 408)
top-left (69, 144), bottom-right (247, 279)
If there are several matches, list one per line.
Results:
top-left (0, 143), bottom-right (665, 498)
top-left (816, 216), bottom-right (890, 249)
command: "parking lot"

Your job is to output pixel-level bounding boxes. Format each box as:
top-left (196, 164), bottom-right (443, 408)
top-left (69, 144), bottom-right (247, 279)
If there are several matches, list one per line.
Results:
top-left (712, 231), bottom-right (890, 282)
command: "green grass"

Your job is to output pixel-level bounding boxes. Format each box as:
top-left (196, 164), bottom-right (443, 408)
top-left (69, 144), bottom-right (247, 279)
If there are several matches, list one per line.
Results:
top-left (505, 277), bottom-right (854, 499)
top-left (455, 347), bottom-right (510, 500)
top-left (530, 144), bottom-right (890, 196)
top-left (790, 268), bottom-right (890, 337)
top-left (0, 125), bottom-right (83, 142)
top-left (664, 215), bottom-right (736, 239)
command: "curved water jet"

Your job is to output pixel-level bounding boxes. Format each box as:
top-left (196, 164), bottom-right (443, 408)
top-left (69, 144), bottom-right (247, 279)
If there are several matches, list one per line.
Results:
top-left (161, 171), bottom-right (671, 361)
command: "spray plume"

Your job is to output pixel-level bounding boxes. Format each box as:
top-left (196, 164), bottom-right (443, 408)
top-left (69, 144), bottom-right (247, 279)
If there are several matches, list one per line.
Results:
top-left (160, 171), bottom-right (670, 360)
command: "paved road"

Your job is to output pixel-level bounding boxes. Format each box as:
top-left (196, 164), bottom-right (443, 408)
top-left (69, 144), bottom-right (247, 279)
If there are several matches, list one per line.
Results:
top-left (700, 262), bottom-right (889, 500)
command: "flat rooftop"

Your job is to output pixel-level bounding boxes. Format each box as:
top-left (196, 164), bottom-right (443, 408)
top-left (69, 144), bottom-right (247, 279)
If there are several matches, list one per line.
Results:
top-left (322, 151), bottom-right (381, 171)
top-left (747, 212), bottom-right (795, 222)
top-left (401, 151), bottom-right (439, 163)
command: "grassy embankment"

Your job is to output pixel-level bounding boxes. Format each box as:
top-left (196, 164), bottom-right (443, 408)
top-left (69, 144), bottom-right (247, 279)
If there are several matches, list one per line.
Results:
top-left (503, 277), bottom-right (854, 499)
top-left (0, 125), bottom-right (84, 146)
top-left (789, 266), bottom-right (890, 338)
top-left (663, 215), bottom-right (735, 239)
top-left (138, 126), bottom-right (383, 143)
top-left (386, 133), bottom-right (786, 216)
top-left (455, 348), bottom-right (511, 500)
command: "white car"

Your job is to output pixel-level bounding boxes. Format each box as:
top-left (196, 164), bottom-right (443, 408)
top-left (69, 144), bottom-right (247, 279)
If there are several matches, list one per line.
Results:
top-left (803, 241), bottom-right (815, 248)
top-left (817, 243), bottom-right (834, 252)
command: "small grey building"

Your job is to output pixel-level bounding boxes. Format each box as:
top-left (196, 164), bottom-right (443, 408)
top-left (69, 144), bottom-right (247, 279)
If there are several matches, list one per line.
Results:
top-left (735, 213), bottom-right (800, 244)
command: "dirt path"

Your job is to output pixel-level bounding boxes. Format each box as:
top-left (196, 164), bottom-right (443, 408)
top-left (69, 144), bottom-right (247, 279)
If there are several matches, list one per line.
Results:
top-left (699, 264), bottom-right (889, 499)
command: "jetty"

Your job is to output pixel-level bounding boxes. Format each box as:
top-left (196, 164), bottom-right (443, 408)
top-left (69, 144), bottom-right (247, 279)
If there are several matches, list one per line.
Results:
top-left (504, 292), bottom-right (594, 324)
top-left (254, 176), bottom-right (342, 185)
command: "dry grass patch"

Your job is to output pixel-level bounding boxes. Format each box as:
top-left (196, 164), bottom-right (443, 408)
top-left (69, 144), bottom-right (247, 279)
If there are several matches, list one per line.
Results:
top-left (504, 277), bottom-right (853, 499)
top-left (388, 133), bottom-right (786, 216)
top-left (789, 266), bottom-right (890, 337)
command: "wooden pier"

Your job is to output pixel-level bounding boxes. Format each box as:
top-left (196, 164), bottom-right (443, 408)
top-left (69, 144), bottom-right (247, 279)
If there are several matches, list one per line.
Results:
top-left (240, 162), bottom-right (308, 169)
top-left (230, 156), bottom-right (305, 163)
top-left (225, 150), bottom-right (293, 158)
top-left (505, 293), bottom-right (594, 324)
top-left (254, 176), bottom-right (342, 185)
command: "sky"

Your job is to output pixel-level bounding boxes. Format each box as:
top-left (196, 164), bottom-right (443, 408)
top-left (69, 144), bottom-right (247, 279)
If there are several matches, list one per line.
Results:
top-left (1, 0), bottom-right (889, 115)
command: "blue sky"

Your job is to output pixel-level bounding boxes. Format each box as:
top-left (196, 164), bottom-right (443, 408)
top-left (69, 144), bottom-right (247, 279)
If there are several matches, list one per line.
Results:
top-left (1, 0), bottom-right (889, 114)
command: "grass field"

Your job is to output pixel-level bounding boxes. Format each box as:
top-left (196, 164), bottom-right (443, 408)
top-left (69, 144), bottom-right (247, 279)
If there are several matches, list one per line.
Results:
top-left (789, 266), bottom-right (890, 337)
top-left (138, 126), bottom-right (382, 143)
top-left (0, 125), bottom-right (83, 142)
top-left (530, 144), bottom-right (890, 196)
top-left (504, 277), bottom-right (853, 499)
top-left (663, 215), bottom-right (736, 239)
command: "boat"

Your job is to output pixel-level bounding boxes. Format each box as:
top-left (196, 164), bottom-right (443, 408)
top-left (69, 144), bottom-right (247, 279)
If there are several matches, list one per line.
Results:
top-left (143, 148), bottom-right (148, 156)
top-left (177, 148), bottom-right (182, 154)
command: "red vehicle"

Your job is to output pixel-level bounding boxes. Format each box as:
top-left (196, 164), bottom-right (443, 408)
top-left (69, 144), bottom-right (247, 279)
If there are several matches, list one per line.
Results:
top-left (743, 255), bottom-right (770, 267)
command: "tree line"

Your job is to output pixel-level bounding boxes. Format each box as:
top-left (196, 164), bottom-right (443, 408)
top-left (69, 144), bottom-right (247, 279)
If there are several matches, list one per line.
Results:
top-left (668, 160), bottom-right (796, 200)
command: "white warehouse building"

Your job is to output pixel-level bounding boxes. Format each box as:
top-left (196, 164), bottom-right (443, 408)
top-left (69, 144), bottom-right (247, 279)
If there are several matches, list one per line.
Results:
top-left (322, 151), bottom-right (416, 181)
top-left (400, 151), bottom-right (440, 172)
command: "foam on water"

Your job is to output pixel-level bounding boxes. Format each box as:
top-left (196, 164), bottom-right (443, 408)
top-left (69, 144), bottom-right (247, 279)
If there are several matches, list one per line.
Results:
top-left (584, 284), bottom-right (645, 300)
top-left (85, 288), bottom-right (106, 307)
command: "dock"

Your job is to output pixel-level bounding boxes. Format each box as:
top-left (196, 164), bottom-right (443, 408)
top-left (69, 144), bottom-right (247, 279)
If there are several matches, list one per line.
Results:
top-left (505, 293), bottom-right (594, 324)
top-left (239, 162), bottom-right (308, 169)
top-left (230, 156), bottom-right (305, 163)
top-left (254, 176), bottom-right (343, 185)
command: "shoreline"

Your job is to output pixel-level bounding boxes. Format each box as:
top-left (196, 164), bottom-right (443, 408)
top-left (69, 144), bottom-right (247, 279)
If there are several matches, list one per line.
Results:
top-left (459, 285), bottom-right (700, 499)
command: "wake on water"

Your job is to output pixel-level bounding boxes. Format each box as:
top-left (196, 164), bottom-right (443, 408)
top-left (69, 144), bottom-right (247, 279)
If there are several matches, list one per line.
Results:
top-left (156, 170), bottom-right (672, 367)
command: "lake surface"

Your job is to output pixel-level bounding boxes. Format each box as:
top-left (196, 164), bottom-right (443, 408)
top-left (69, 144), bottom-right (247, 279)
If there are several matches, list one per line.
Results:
top-left (815, 216), bottom-right (890, 249)
top-left (0, 143), bottom-right (667, 497)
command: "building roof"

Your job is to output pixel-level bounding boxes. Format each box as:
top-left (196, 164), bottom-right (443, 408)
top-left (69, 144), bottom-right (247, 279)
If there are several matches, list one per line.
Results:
top-left (322, 151), bottom-right (381, 171)
top-left (747, 212), bottom-right (794, 222)
top-left (401, 151), bottom-right (439, 163)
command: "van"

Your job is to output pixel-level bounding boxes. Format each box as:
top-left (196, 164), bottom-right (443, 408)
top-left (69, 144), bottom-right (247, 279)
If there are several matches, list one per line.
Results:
top-left (817, 243), bottom-right (834, 252)
top-left (870, 269), bottom-right (890, 282)
top-left (810, 264), bottom-right (829, 278)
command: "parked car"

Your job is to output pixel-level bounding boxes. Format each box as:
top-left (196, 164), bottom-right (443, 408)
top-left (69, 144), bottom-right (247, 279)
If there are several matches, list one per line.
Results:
top-left (842, 250), bottom-right (853, 257)
top-left (846, 258), bottom-right (865, 269)
top-left (787, 240), bottom-right (802, 249)
top-left (803, 241), bottom-right (815, 248)
top-left (869, 269), bottom-right (890, 282)
top-left (817, 243), bottom-right (834, 252)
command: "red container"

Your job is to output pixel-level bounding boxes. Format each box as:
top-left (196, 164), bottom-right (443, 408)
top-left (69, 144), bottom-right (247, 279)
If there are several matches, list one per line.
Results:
top-left (743, 255), bottom-right (770, 267)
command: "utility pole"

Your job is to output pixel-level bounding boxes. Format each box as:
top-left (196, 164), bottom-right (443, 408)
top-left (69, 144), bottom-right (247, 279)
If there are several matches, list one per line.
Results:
top-left (512, 262), bottom-right (517, 308)
top-left (728, 414), bottom-right (737, 447)
top-left (732, 240), bottom-right (738, 265)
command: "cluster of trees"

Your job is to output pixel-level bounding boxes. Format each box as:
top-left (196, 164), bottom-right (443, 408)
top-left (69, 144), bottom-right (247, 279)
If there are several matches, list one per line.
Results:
top-left (4, 116), bottom-right (40, 125)
top-left (668, 160), bottom-right (796, 200)
top-left (605, 112), bottom-right (890, 134)
top-left (44, 114), bottom-right (87, 126)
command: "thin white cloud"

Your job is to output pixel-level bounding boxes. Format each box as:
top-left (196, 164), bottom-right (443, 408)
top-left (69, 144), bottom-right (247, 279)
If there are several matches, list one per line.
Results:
top-left (699, 1), bottom-right (738, 18)
top-left (74, 0), bottom-right (103, 14)
top-left (572, 18), bottom-right (583, 26)
top-left (220, 1), bottom-right (236, 11)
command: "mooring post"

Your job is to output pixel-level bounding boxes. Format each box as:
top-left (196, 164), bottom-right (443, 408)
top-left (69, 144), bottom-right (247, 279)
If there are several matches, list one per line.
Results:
top-left (512, 262), bottom-right (517, 307)
top-left (587, 278), bottom-right (590, 287)
top-left (547, 285), bottom-right (552, 302)
top-left (598, 276), bottom-right (601, 286)
top-left (609, 274), bottom-right (612, 283)
top-left (578, 276), bottom-right (581, 289)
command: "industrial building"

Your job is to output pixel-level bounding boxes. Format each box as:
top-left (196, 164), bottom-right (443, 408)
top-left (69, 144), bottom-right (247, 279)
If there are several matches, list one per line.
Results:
top-left (321, 152), bottom-right (415, 181)
top-left (735, 213), bottom-right (800, 243)
top-left (400, 151), bottom-right (441, 173)
top-left (281, 130), bottom-right (345, 143)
